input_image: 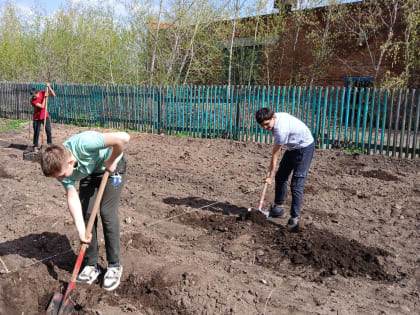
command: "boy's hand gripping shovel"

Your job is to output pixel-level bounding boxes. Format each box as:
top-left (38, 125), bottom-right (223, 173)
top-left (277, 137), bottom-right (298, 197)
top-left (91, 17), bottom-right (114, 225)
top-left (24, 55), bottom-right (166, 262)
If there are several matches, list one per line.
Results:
top-left (46, 170), bottom-right (110, 315)
top-left (248, 182), bottom-right (270, 217)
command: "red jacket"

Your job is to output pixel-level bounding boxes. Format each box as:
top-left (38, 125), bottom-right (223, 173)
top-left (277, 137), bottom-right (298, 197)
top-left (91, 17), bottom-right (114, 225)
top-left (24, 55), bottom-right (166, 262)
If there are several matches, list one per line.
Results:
top-left (31, 90), bottom-right (50, 120)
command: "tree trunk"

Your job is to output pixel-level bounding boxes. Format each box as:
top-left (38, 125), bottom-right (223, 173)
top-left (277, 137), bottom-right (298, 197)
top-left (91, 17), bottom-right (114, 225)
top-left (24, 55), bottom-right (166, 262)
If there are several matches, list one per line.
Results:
top-left (149, 0), bottom-right (164, 86)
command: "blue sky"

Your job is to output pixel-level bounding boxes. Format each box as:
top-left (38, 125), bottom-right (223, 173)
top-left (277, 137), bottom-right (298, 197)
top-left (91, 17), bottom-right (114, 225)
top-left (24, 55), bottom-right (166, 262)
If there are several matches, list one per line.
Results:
top-left (10, 0), bottom-right (128, 16)
top-left (9, 0), bottom-right (362, 18)
top-left (9, 0), bottom-right (276, 17)
top-left (11, 0), bottom-right (65, 15)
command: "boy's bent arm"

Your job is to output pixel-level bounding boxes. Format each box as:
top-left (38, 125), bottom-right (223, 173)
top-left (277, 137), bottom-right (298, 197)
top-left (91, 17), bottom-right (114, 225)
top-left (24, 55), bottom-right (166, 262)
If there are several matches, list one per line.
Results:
top-left (32, 101), bottom-right (44, 109)
top-left (33, 91), bottom-right (48, 109)
top-left (46, 83), bottom-right (56, 97)
top-left (266, 145), bottom-right (282, 184)
top-left (66, 187), bottom-right (91, 243)
top-left (36, 93), bottom-right (48, 109)
top-left (102, 132), bottom-right (130, 172)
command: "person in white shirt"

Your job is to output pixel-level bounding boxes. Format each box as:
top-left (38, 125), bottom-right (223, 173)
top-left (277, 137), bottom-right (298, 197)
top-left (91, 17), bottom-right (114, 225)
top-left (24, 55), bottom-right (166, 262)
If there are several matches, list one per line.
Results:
top-left (255, 108), bottom-right (315, 229)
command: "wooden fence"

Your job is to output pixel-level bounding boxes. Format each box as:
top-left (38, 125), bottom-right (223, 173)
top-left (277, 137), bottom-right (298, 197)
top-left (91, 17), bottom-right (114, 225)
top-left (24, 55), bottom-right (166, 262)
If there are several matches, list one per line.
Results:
top-left (0, 82), bottom-right (419, 158)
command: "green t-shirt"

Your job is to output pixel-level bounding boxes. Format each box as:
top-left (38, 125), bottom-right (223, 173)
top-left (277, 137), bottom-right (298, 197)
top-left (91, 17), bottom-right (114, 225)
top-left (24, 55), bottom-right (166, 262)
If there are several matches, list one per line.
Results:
top-left (59, 131), bottom-right (121, 190)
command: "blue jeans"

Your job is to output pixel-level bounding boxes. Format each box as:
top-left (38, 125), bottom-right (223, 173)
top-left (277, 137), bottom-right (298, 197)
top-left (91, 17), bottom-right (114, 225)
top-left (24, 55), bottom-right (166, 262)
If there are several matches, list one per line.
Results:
top-left (275, 142), bottom-right (315, 218)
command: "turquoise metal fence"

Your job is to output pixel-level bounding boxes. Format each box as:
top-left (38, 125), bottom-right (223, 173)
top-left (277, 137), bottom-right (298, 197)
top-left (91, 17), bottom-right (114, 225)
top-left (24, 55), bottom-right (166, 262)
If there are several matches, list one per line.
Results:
top-left (0, 82), bottom-right (419, 158)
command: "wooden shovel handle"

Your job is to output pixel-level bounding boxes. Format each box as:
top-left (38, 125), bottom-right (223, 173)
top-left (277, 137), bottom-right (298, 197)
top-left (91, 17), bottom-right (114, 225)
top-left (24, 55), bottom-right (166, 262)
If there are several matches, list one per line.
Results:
top-left (41, 87), bottom-right (49, 145)
top-left (69, 170), bottom-right (110, 283)
top-left (85, 170), bottom-right (110, 236)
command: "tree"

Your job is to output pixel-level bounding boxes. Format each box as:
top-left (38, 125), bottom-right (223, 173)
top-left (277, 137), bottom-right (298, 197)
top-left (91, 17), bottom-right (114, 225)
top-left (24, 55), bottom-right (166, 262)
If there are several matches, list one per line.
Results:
top-left (335, 0), bottom-right (401, 86)
top-left (383, 0), bottom-right (420, 87)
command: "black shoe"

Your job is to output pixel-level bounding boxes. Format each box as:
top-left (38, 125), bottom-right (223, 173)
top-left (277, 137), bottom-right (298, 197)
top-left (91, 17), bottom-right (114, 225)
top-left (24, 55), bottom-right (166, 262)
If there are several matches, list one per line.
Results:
top-left (287, 217), bottom-right (299, 229)
top-left (269, 205), bottom-right (286, 218)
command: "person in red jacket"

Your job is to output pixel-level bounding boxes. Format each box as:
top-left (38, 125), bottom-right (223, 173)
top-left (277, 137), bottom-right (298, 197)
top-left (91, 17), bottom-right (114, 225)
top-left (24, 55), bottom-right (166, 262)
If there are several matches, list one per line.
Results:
top-left (30, 83), bottom-right (56, 151)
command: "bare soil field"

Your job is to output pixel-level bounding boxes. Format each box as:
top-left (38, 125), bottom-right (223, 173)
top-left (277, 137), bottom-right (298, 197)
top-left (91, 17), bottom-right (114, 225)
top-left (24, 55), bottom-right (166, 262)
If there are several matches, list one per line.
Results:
top-left (0, 120), bottom-right (419, 315)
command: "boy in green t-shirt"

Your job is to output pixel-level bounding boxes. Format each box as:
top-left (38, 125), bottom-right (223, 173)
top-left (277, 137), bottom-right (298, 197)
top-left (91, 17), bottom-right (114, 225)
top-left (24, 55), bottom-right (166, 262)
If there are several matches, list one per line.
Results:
top-left (41, 131), bottom-right (130, 291)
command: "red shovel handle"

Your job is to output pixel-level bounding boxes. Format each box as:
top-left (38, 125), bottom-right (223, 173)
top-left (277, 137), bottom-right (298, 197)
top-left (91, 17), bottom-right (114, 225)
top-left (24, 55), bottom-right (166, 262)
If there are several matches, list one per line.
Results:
top-left (62, 170), bottom-right (110, 301)
top-left (47, 170), bottom-right (111, 315)
top-left (61, 244), bottom-right (87, 300)
top-left (257, 182), bottom-right (268, 211)
top-left (69, 170), bottom-right (110, 283)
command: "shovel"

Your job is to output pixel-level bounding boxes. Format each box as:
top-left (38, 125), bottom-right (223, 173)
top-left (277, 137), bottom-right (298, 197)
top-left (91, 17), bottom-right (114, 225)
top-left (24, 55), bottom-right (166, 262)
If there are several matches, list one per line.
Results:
top-left (23, 86), bottom-right (49, 162)
top-left (248, 182), bottom-right (269, 217)
top-left (46, 170), bottom-right (110, 315)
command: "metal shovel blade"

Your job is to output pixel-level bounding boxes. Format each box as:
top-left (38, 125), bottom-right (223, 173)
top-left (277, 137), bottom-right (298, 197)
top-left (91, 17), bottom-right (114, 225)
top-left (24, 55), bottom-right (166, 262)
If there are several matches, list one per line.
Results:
top-left (46, 292), bottom-right (75, 315)
top-left (23, 150), bottom-right (40, 162)
top-left (258, 208), bottom-right (269, 217)
top-left (248, 207), bottom-right (269, 217)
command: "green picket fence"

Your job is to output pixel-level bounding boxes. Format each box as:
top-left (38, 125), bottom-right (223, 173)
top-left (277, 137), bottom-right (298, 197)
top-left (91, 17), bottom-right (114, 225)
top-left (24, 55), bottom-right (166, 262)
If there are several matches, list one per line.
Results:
top-left (0, 82), bottom-right (419, 159)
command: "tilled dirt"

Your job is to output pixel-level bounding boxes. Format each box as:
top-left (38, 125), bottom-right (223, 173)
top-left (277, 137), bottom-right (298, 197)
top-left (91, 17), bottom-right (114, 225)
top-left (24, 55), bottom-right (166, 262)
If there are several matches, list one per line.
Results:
top-left (0, 120), bottom-right (419, 315)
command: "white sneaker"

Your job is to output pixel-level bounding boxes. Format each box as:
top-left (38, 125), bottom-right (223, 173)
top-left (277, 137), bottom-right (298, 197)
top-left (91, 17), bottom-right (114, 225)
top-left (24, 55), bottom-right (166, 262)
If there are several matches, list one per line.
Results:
top-left (103, 265), bottom-right (123, 291)
top-left (76, 265), bottom-right (101, 284)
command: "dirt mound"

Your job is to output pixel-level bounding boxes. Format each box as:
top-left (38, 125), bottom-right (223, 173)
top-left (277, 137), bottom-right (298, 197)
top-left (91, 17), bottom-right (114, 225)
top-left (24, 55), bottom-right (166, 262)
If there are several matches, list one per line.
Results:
top-left (121, 232), bottom-right (162, 255)
top-left (177, 210), bottom-right (395, 281)
top-left (361, 169), bottom-right (400, 181)
top-left (260, 224), bottom-right (393, 280)
top-left (114, 272), bottom-right (187, 314)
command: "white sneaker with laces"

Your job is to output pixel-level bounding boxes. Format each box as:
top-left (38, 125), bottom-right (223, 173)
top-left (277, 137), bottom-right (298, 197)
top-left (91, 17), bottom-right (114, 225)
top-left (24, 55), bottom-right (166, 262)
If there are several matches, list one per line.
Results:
top-left (76, 265), bottom-right (101, 284)
top-left (103, 265), bottom-right (123, 291)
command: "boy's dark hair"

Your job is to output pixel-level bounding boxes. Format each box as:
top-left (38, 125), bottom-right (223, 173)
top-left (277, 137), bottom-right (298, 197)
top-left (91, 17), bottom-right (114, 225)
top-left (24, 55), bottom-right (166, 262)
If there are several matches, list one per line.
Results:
top-left (30, 88), bottom-right (37, 95)
top-left (255, 108), bottom-right (274, 124)
top-left (41, 144), bottom-right (71, 176)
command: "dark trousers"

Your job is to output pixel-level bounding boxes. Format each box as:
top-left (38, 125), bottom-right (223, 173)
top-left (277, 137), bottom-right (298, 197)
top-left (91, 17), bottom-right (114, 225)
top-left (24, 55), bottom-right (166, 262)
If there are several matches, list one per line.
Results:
top-left (33, 117), bottom-right (52, 147)
top-left (79, 155), bottom-right (127, 266)
top-left (275, 142), bottom-right (315, 218)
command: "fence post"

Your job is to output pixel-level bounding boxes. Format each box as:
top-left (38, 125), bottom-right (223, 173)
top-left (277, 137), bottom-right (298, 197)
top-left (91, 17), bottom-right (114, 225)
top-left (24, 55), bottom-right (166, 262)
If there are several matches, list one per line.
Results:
top-left (379, 89), bottom-right (388, 155)
top-left (392, 89), bottom-right (403, 157)
top-left (367, 88), bottom-right (376, 154)
top-left (320, 87), bottom-right (328, 149)
top-left (412, 90), bottom-right (420, 159)
top-left (361, 88), bottom-right (369, 154)
top-left (373, 89), bottom-right (382, 154)
top-left (399, 89), bottom-right (409, 157)
top-left (235, 86), bottom-right (241, 141)
top-left (405, 90), bottom-right (415, 158)
top-left (326, 87), bottom-right (334, 149)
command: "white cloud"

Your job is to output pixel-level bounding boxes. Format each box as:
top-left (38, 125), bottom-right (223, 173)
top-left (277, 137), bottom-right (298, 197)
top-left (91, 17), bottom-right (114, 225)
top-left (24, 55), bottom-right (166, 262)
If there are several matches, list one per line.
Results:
top-left (69, 0), bottom-right (128, 16)
top-left (2, 1), bottom-right (36, 17)
top-left (14, 3), bottom-right (35, 16)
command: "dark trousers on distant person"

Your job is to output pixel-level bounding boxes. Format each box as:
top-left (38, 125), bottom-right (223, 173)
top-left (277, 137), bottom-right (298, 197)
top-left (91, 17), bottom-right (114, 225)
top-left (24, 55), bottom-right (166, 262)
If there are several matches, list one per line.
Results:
top-left (79, 155), bottom-right (127, 267)
top-left (33, 117), bottom-right (52, 148)
top-left (275, 141), bottom-right (315, 218)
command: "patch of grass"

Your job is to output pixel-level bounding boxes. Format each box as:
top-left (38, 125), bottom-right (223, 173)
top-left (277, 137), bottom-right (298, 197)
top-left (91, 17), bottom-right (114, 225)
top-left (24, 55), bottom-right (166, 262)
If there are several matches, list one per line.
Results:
top-left (175, 132), bottom-right (189, 138)
top-left (0, 119), bottom-right (28, 131)
top-left (68, 121), bottom-right (90, 128)
top-left (115, 127), bottom-right (145, 133)
top-left (343, 147), bottom-right (363, 153)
